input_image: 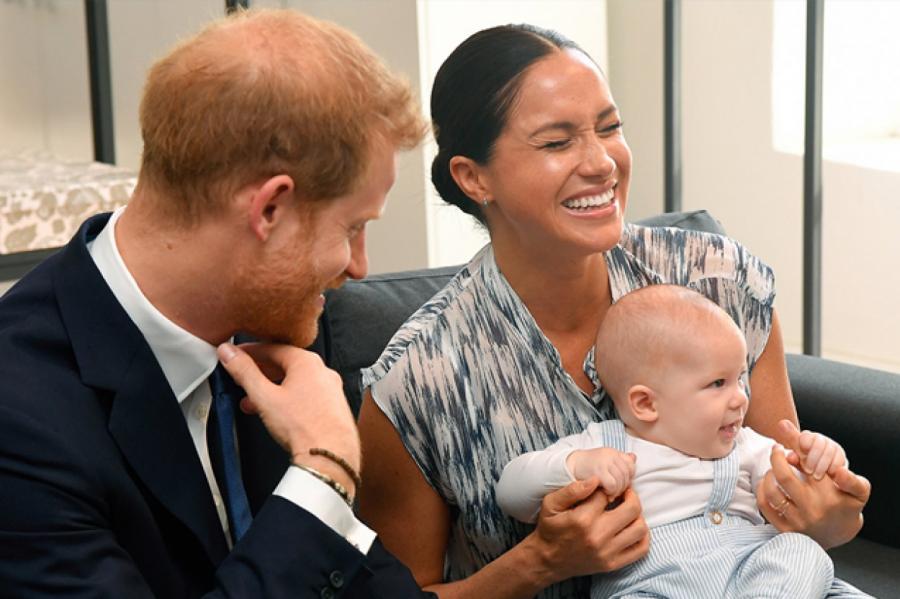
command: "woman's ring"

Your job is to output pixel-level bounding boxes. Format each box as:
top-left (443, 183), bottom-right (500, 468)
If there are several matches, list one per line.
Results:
top-left (771, 496), bottom-right (791, 517)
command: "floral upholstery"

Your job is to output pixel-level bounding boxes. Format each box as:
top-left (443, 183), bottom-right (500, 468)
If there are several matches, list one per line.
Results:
top-left (0, 149), bottom-right (135, 254)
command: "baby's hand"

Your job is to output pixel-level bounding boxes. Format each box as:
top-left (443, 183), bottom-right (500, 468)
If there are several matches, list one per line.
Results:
top-left (793, 427), bottom-right (847, 481)
top-left (566, 447), bottom-right (636, 499)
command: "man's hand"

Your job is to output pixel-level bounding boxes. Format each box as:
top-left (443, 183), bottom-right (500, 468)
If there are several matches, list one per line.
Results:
top-left (566, 448), bottom-right (636, 499)
top-left (217, 342), bottom-right (361, 494)
top-left (526, 480), bottom-right (649, 585)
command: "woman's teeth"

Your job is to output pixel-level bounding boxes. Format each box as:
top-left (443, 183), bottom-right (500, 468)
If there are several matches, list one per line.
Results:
top-left (563, 188), bottom-right (615, 210)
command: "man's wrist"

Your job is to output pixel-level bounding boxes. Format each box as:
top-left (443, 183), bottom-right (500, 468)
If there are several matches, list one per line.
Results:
top-left (294, 464), bottom-right (354, 506)
top-left (294, 452), bottom-right (359, 499)
top-left (310, 447), bottom-right (362, 491)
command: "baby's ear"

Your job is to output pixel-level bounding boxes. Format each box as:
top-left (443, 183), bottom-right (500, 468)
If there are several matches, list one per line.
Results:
top-left (628, 385), bottom-right (659, 423)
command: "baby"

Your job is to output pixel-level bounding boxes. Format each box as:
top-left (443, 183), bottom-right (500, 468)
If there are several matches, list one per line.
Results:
top-left (496, 285), bottom-right (861, 599)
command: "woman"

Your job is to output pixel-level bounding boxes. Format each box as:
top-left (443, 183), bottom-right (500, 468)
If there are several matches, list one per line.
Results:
top-left (357, 24), bottom-right (870, 599)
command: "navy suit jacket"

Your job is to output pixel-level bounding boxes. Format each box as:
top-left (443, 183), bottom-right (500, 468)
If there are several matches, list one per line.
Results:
top-left (0, 214), bottom-right (431, 598)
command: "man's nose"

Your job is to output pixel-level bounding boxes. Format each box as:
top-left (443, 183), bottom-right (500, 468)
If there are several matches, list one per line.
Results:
top-left (345, 230), bottom-right (368, 280)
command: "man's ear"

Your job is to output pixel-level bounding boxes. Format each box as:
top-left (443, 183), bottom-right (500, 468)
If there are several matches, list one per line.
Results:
top-left (628, 384), bottom-right (659, 423)
top-left (247, 174), bottom-right (295, 242)
top-left (449, 155), bottom-right (490, 206)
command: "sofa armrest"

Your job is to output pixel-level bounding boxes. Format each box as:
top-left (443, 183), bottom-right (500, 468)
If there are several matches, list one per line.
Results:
top-left (786, 353), bottom-right (900, 548)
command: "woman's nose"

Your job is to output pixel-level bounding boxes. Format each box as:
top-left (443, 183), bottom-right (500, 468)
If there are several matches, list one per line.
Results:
top-left (578, 136), bottom-right (616, 179)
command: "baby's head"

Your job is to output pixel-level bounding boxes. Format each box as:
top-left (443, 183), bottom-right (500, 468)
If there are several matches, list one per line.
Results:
top-left (595, 285), bottom-right (749, 459)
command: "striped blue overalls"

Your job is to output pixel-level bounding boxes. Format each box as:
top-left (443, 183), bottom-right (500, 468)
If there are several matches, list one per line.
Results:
top-left (587, 420), bottom-right (866, 599)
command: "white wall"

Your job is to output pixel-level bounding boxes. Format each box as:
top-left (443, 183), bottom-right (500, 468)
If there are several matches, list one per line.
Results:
top-left (605, 0), bottom-right (664, 222)
top-left (0, 0), bottom-right (92, 161)
top-left (606, 0), bottom-right (899, 372)
top-left (3, 1), bottom-right (897, 372)
top-left (107, 1), bottom-right (225, 170)
top-left (0, 0), bottom-right (222, 165)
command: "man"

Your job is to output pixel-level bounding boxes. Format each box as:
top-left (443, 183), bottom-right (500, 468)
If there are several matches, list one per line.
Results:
top-left (0, 9), bottom-right (432, 597)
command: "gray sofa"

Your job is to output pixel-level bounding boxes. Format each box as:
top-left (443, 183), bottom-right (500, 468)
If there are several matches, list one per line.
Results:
top-left (317, 211), bottom-right (900, 597)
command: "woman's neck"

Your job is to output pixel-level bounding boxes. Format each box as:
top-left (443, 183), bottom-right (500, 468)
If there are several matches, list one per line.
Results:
top-left (492, 239), bottom-right (613, 394)
top-left (493, 240), bottom-right (612, 334)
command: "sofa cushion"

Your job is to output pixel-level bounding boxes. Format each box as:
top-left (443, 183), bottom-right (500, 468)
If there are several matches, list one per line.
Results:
top-left (322, 210), bottom-right (725, 414)
top-left (828, 537), bottom-right (900, 598)
top-left (787, 353), bottom-right (900, 549)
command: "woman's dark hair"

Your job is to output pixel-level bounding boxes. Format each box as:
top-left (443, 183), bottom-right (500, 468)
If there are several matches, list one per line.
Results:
top-left (430, 24), bottom-right (588, 225)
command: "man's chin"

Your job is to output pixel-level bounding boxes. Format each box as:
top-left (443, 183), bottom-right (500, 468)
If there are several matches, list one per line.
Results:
top-left (239, 321), bottom-right (320, 350)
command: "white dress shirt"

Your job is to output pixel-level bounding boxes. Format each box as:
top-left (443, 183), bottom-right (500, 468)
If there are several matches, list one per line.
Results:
top-left (88, 207), bottom-right (375, 553)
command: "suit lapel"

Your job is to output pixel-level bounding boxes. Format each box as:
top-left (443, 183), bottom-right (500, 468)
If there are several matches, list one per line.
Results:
top-left (108, 351), bottom-right (229, 565)
top-left (53, 215), bottom-right (229, 566)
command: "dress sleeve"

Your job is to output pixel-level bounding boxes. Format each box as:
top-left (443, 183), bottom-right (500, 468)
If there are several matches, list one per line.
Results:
top-left (724, 236), bottom-right (777, 371)
top-left (365, 353), bottom-right (449, 500)
top-left (623, 225), bottom-right (776, 372)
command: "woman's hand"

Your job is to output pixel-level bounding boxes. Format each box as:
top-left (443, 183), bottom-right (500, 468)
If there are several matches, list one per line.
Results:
top-left (757, 423), bottom-right (870, 549)
top-left (746, 314), bottom-right (869, 549)
top-left (526, 479), bottom-right (650, 583)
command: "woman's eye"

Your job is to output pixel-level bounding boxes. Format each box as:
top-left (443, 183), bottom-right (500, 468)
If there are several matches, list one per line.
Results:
top-left (597, 121), bottom-right (624, 136)
top-left (540, 139), bottom-right (571, 150)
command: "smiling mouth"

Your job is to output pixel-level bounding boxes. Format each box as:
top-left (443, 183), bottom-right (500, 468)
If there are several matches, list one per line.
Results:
top-left (719, 420), bottom-right (742, 438)
top-left (562, 186), bottom-right (616, 211)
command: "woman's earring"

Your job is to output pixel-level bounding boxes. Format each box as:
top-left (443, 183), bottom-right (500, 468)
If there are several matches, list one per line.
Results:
top-left (482, 197), bottom-right (489, 207)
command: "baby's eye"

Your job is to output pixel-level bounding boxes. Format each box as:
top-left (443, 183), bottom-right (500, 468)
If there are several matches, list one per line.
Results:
top-left (709, 379), bottom-right (726, 388)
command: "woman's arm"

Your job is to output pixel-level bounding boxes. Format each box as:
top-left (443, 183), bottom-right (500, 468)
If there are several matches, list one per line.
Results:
top-left (357, 391), bottom-right (650, 599)
top-left (745, 309), bottom-right (870, 548)
top-left (357, 390), bottom-right (448, 586)
top-left (745, 311), bottom-right (798, 439)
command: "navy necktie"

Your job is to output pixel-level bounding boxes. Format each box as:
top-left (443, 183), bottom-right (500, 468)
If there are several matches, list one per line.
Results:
top-left (208, 364), bottom-right (253, 542)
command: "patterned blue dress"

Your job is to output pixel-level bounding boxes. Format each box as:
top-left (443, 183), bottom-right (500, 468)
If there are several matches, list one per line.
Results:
top-left (362, 224), bottom-right (776, 598)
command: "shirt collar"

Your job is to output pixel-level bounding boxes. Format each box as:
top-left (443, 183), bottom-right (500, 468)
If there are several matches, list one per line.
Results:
top-left (87, 207), bottom-right (219, 402)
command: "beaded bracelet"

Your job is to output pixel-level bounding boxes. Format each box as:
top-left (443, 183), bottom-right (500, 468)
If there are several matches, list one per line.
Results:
top-left (295, 464), bottom-right (353, 507)
top-left (309, 447), bottom-right (363, 492)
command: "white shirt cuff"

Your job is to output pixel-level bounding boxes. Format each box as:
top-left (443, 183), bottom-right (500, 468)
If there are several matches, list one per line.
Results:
top-left (274, 466), bottom-right (377, 554)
